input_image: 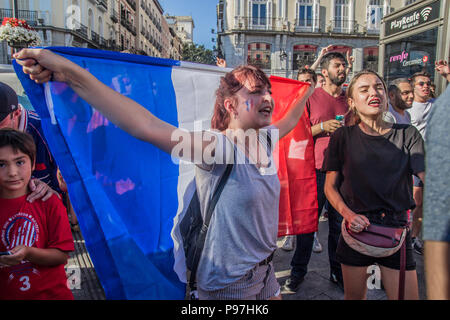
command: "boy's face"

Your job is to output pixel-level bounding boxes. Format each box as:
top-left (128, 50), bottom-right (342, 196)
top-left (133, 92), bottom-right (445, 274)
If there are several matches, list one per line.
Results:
top-left (0, 146), bottom-right (34, 198)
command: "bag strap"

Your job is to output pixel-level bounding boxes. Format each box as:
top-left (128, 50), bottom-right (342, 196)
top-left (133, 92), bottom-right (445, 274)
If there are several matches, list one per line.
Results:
top-left (398, 238), bottom-right (407, 300)
top-left (188, 163), bottom-right (233, 290)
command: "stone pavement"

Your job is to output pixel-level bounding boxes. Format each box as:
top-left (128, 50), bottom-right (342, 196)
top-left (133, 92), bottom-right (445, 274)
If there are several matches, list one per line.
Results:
top-left (66, 229), bottom-right (105, 300)
top-left (66, 217), bottom-right (426, 300)
top-left (274, 218), bottom-right (427, 300)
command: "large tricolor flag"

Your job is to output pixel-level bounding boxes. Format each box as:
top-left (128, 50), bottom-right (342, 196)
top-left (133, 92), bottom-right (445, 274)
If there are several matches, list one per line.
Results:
top-left (13, 47), bottom-right (316, 300)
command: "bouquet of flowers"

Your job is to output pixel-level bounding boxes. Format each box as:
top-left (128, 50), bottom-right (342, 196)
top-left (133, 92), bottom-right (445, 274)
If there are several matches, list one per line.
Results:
top-left (0, 17), bottom-right (41, 47)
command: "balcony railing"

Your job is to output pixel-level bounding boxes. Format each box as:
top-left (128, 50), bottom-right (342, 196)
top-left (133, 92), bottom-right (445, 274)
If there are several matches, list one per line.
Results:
top-left (126, 0), bottom-right (136, 11)
top-left (230, 16), bottom-right (375, 36)
top-left (0, 8), bottom-right (38, 26)
top-left (71, 20), bottom-right (89, 39)
top-left (330, 19), bottom-right (357, 34)
top-left (110, 9), bottom-right (118, 23)
top-left (294, 18), bottom-right (321, 32)
top-left (97, 0), bottom-right (108, 10)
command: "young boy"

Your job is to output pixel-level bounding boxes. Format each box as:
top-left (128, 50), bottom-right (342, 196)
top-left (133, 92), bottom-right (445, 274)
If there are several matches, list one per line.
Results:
top-left (0, 128), bottom-right (74, 300)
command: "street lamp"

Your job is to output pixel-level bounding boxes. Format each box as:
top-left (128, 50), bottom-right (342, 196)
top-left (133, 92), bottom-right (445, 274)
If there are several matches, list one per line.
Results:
top-left (12, 0), bottom-right (18, 18)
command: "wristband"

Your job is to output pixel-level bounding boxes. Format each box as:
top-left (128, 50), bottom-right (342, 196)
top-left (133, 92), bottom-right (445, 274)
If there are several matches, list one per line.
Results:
top-left (320, 122), bottom-right (324, 131)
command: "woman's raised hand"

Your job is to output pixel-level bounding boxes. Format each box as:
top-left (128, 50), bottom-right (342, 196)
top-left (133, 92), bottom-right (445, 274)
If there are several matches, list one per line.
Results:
top-left (13, 49), bottom-right (71, 84)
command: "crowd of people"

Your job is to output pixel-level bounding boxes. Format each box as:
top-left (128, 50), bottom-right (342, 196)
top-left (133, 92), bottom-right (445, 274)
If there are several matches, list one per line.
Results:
top-left (0, 46), bottom-right (448, 300)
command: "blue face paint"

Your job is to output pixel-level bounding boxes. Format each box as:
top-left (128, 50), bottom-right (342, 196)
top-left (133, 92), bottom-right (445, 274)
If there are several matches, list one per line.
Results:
top-left (245, 100), bottom-right (251, 112)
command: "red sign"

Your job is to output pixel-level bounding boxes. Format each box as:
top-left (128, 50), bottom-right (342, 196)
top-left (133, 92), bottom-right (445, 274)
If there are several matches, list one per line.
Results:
top-left (423, 55), bottom-right (429, 63)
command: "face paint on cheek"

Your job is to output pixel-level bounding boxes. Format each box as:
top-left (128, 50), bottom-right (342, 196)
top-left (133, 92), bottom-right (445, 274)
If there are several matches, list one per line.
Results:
top-left (245, 100), bottom-right (252, 112)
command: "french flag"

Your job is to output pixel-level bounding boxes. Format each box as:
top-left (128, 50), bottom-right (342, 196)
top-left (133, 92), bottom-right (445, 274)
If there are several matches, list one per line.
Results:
top-left (13, 47), bottom-right (316, 300)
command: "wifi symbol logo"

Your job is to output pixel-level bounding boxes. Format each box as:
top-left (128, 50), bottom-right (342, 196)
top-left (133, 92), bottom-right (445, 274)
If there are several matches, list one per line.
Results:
top-left (420, 7), bottom-right (432, 21)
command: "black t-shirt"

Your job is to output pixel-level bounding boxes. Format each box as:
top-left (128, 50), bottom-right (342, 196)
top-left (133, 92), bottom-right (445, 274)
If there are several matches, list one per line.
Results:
top-left (322, 124), bottom-right (425, 218)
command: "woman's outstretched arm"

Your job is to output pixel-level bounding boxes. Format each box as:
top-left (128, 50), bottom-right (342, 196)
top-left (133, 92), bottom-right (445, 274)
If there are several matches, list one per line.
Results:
top-left (14, 48), bottom-right (214, 161)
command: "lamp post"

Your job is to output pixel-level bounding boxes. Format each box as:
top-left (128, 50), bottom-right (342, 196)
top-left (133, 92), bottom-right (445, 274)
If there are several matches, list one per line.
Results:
top-left (12, 0), bottom-right (19, 19)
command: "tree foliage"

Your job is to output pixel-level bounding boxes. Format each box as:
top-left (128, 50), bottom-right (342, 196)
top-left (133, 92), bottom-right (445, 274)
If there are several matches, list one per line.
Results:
top-left (181, 43), bottom-right (215, 65)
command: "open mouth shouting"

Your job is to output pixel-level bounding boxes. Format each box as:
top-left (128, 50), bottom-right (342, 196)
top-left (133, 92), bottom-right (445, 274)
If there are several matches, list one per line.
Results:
top-left (259, 105), bottom-right (273, 117)
top-left (368, 98), bottom-right (381, 108)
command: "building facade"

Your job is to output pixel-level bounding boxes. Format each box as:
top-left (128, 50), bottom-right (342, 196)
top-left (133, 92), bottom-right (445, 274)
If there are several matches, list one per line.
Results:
top-left (0, 0), bottom-right (183, 63)
top-left (0, 0), bottom-right (119, 63)
top-left (166, 15), bottom-right (195, 44)
top-left (217, 0), bottom-right (410, 78)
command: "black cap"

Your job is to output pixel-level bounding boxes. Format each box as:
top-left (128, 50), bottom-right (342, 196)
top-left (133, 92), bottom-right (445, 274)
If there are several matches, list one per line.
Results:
top-left (0, 82), bottom-right (19, 122)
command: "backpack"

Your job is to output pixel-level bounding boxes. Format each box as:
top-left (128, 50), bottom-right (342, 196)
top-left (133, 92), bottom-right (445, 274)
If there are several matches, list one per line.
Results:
top-left (178, 163), bottom-right (233, 299)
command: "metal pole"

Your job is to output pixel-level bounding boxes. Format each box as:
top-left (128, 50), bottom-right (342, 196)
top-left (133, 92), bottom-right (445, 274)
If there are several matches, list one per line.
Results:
top-left (12, 0), bottom-right (18, 18)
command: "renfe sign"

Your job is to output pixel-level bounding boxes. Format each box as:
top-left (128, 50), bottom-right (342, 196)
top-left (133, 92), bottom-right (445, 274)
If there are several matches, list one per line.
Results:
top-left (385, 0), bottom-right (440, 36)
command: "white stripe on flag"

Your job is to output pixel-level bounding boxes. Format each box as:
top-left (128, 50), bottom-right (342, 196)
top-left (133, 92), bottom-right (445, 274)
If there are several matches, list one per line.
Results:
top-left (170, 63), bottom-right (228, 283)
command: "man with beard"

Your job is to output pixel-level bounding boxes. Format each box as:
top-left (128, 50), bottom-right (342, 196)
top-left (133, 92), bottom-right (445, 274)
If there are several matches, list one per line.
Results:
top-left (385, 78), bottom-right (414, 124)
top-left (283, 52), bottom-right (348, 292)
top-left (408, 72), bottom-right (434, 256)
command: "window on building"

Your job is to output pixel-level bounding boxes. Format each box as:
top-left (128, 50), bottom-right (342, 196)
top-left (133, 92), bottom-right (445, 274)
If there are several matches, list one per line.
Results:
top-left (251, 1), bottom-right (267, 26)
top-left (405, 0), bottom-right (417, 5)
top-left (367, 0), bottom-right (384, 32)
top-left (296, 0), bottom-right (313, 27)
top-left (292, 44), bottom-right (317, 70)
top-left (334, 0), bottom-right (350, 32)
top-left (247, 42), bottom-right (271, 69)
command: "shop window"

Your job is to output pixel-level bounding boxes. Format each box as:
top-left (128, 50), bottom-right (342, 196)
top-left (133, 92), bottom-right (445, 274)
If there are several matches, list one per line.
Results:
top-left (363, 47), bottom-right (379, 72)
top-left (292, 44), bottom-right (317, 70)
top-left (384, 27), bottom-right (437, 84)
top-left (334, 0), bottom-right (350, 32)
top-left (247, 42), bottom-right (271, 70)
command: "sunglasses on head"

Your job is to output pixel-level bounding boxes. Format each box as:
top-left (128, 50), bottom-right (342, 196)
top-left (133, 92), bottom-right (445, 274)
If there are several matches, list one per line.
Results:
top-left (417, 81), bottom-right (431, 87)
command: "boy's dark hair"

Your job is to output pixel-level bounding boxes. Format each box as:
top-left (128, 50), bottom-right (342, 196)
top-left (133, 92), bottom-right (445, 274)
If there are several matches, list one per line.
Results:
top-left (320, 52), bottom-right (347, 70)
top-left (0, 128), bottom-right (36, 166)
top-left (297, 68), bottom-right (317, 83)
top-left (410, 71), bottom-right (431, 84)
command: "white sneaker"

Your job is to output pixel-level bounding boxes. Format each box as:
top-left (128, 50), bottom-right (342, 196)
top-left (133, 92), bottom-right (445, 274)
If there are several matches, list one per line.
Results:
top-left (313, 233), bottom-right (322, 253)
top-left (281, 235), bottom-right (295, 251)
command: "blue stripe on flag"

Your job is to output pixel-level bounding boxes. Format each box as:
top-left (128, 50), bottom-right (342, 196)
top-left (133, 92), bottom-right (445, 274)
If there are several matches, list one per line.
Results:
top-left (13, 47), bottom-right (186, 299)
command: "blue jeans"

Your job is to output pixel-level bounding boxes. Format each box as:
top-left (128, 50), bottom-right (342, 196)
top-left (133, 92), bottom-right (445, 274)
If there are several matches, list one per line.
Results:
top-left (290, 170), bottom-right (343, 282)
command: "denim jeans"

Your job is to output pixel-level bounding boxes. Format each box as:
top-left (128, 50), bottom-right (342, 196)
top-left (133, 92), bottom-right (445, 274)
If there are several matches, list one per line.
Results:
top-left (290, 170), bottom-right (343, 282)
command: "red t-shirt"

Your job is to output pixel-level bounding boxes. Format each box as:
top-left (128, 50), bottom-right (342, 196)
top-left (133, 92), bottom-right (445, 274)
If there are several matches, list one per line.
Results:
top-left (0, 194), bottom-right (74, 300)
top-left (306, 87), bottom-right (349, 169)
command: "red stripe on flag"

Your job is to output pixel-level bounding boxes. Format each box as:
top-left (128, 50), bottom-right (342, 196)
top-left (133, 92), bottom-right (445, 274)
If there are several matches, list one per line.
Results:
top-left (270, 76), bottom-right (318, 236)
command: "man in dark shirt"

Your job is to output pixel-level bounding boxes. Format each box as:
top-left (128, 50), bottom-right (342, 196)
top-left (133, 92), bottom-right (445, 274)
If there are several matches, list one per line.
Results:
top-left (283, 52), bottom-right (349, 292)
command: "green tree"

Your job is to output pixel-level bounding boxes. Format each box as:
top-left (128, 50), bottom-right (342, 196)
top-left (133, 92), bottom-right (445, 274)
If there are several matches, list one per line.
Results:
top-left (181, 43), bottom-right (216, 65)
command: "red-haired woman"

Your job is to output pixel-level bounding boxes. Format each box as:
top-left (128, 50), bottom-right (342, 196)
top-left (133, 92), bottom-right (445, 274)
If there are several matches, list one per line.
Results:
top-left (15, 49), bottom-right (314, 300)
top-left (323, 70), bottom-right (424, 300)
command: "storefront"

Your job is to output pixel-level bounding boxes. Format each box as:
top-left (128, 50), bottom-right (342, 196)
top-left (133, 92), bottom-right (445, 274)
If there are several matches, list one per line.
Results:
top-left (379, 0), bottom-right (449, 95)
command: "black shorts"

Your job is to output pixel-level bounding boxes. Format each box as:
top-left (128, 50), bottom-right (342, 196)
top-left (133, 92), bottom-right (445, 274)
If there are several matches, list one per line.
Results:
top-left (336, 232), bottom-right (416, 271)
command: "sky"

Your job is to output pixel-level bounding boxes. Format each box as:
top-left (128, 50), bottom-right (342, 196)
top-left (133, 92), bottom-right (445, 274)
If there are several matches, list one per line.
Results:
top-left (159, 0), bottom-right (218, 50)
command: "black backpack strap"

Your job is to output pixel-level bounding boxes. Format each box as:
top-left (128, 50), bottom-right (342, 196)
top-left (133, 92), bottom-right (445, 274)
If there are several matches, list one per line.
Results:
top-left (188, 163), bottom-right (233, 290)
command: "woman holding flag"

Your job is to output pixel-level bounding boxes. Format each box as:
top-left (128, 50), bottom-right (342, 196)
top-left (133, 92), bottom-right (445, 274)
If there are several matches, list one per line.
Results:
top-left (14, 48), bottom-right (314, 300)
